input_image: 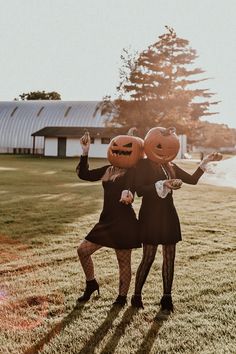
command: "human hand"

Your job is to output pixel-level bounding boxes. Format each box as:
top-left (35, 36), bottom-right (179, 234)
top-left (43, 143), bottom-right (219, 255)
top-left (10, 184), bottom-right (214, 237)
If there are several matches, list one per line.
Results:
top-left (199, 152), bottom-right (223, 172)
top-left (204, 152), bottom-right (223, 163)
top-left (119, 190), bottom-right (134, 205)
top-left (164, 179), bottom-right (183, 190)
top-left (80, 131), bottom-right (90, 155)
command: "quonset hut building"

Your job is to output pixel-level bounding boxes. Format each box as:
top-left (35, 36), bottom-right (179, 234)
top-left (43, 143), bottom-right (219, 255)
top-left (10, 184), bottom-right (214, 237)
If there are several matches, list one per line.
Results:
top-left (0, 101), bottom-right (187, 158)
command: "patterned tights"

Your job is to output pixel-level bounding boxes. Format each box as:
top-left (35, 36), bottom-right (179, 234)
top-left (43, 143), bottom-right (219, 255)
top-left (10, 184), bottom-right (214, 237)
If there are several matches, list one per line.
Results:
top-left (77, 240), bottom-right (132, 296)
top-left (134, 244), bottom-right (176, 296)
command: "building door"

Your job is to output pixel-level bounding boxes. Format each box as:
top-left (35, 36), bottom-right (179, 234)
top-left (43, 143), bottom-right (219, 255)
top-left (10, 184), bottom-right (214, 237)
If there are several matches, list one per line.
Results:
top-left (58, 138), bottom-right (67, 157)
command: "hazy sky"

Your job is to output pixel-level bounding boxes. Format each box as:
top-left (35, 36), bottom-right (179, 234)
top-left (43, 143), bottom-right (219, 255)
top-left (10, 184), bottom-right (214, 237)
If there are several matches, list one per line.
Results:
top-left (0, 0), bottom-right (236, 127)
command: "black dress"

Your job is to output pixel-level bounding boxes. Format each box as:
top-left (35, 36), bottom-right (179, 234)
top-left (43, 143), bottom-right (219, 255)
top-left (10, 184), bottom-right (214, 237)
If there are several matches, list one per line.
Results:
top-left (76, 155), bottom-right (141, 249)
top-left (135, 158), bottom-right (204, 245)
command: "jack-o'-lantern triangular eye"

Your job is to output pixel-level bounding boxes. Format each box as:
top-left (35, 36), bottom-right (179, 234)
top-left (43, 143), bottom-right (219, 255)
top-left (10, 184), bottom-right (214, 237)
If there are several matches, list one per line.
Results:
top-left (157, 144), bottom-right (162, 149)
top-left (113, 142), bottom-right (118, 146)
top-left (123, 142), bottom-right (133, 147)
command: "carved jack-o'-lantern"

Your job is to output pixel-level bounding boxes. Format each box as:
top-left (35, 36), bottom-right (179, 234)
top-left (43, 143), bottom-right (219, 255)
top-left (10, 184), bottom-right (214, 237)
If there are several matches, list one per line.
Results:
top-left (144, 127), bottom-right (180, 163)
top-left (107, 135), bottom-right (144, 168)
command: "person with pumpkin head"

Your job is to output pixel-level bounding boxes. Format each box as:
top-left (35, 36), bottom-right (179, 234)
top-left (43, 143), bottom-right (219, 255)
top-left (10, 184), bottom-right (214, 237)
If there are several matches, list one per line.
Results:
top-left (76, 130), bottom-right (144, 306)
top-left (131, 126), bottom-right (222, 312)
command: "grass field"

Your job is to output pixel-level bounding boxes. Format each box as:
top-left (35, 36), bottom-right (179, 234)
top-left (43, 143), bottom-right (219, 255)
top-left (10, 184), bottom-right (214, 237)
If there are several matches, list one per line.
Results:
top-left (0, 155), bottom-right (235, 354)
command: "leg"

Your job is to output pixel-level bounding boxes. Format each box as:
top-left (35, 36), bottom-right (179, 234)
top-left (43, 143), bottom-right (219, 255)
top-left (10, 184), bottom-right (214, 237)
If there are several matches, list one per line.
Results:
top-left (131, 244), bottom-right (158, 308)
top-left (77, 239), bottom-right (102, 281)
top-left (134, 244), bottom-right (158, 295)
top-left (160, 244), bottom-right (176, 311)
top-left (77, 240), bottom-right (102, 302)
top-left (162, 244), bottom-right (176, 295)
top-left (115, 249), bottom-right (132, 296)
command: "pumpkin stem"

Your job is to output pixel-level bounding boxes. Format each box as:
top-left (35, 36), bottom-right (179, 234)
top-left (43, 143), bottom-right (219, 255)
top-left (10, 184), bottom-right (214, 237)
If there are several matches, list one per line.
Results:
top-left (163, 127), bottom-right (176, 136)
top-left (127, 127), bottom-right (137, 136)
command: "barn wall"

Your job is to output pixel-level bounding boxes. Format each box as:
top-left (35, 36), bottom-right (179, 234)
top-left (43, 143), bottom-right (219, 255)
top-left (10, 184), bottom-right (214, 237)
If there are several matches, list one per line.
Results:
top-left (66, 138), bottom-right (80, 157)
top-left (65, 138), bottom-right (109, 158)
top-left (89, 139), bottom-right (109, 158)
top-left (44, 137), bottom-right (110, 158)
top-left (45, 138), bottom-right (58, 156)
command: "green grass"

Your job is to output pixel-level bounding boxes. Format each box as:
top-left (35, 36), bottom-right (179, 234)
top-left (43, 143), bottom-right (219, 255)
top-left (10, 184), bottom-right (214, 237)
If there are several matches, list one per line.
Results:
top-left (0, 155), bottom-right (235, 354)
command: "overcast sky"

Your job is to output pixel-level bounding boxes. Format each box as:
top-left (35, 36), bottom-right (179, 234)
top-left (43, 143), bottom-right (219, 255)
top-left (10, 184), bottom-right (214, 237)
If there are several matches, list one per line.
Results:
top-left (0, 0), bottom-right (236, 128)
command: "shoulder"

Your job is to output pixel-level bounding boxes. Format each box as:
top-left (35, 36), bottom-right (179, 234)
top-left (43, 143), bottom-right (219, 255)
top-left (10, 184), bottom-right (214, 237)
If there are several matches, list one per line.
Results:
top-left (169, 162), bottom-right (179, 170)
top-left (135, 158), bottom-right (150, 169)
top-left (169, 162), bottom-right (176, 167)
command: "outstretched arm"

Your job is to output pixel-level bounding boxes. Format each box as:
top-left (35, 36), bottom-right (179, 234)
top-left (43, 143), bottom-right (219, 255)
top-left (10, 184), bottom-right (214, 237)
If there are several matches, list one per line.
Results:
top-left (173, 164), bottom-right (204, 185)
top-left (173, 152), bottom-right (222, 185)
top-left (76, 131), bottom-right (109, 181)
top-left (76, 155), bottom-right (109, 181)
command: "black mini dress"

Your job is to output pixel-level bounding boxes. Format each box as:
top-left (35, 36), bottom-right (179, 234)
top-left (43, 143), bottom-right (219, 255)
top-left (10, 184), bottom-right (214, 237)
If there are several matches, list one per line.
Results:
top-left (135, 158), bottom-right (204, 245)
top-left (76, 155), bottom-right (141, 249)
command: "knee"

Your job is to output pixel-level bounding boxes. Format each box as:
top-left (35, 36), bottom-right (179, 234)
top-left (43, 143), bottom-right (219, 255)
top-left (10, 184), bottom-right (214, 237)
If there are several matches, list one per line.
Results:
top-left (141, 255), bottom-right (155, 267)
top-left (77, 245), bottom-right (86, 258)
top-left (163, 244), bottom-right (176, 260)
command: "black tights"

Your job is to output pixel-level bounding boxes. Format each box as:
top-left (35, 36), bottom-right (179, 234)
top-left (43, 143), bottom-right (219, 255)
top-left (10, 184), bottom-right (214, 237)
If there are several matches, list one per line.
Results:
top-left (134, 244), bottom-right (176, 296)
top-left (77, 240), bottom-right (132, 296)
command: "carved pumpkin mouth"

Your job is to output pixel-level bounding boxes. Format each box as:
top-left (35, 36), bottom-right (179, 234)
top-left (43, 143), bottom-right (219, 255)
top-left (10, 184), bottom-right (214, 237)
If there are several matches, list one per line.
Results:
top-left (111, 149), bottom-right (132, 156)
top-left (155, 152), bottom-right (176, 159)
top-left (107, 134), bottom-right (144, 168)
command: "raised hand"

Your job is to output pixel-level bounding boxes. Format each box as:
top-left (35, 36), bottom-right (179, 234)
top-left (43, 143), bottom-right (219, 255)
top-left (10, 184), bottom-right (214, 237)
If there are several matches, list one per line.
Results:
top-left (204, 152), bottom-right (223, 162)
top-left (199, 152), bottom-right (223, 172)
top-left (80, 131), bottom-right (91, 155)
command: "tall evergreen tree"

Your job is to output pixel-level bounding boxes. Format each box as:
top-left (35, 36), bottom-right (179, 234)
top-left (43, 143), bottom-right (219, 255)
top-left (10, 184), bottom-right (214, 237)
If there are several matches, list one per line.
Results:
top-left (97, 27), bottom-right (219, 137)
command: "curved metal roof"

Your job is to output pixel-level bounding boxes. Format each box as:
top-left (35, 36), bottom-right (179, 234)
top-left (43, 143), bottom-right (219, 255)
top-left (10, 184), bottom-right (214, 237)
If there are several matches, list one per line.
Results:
top-left (0, 101), bottom-right (108, 148)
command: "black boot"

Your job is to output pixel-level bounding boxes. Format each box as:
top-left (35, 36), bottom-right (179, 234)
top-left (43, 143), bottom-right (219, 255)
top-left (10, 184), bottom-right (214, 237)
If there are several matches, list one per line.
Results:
top-left (113, 295), bottom-right (127, 306)
top-left (131, 295), bottom-right (144, 309)
top-left (160, 294), bottom-right (174, 312)
top-left (77, 279), bottom-right (100, 303)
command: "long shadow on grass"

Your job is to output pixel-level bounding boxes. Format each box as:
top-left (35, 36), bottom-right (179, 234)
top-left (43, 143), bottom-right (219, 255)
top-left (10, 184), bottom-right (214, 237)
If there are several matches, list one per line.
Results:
top-left (24, 303), bottom-right (85, 354)
top-left (78, 306), bottom-right (137, 354)
top-left (100, 307), bottom-right (138, 354)
top-left (135, 310), bottom-right (170, 354)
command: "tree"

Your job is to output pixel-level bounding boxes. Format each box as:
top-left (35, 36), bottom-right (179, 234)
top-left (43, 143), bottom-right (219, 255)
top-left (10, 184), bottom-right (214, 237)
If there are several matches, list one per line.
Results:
top-left (97, 27), bottom-right (219, 138)
top-left (15, 90), bottom-right (61, 100)
top-left (190, 121), bottom-right (236, 149)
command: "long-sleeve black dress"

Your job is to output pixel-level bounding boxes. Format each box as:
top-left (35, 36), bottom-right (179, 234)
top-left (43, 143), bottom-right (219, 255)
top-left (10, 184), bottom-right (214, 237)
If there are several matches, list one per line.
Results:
top-left (135, 158), bottom-right (204, 245)
top-left (76, 155), bottom-right (141, 249)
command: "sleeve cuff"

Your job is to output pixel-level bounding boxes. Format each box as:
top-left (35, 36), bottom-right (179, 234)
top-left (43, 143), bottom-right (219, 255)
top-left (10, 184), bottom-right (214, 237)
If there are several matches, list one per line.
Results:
top-left (155, 180), bottom-right (171, 198)
top-left (199, 161), bottom-right (215, 173)
top-left (199, 161), bottom-right (207, 172)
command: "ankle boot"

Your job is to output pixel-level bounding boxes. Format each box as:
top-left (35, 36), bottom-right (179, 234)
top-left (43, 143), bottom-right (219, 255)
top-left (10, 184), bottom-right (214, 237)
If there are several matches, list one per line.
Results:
top-left (113, 295), bottom-right (127, 306)
top-left (131, 294), bottom-right (144, 309)
top-left (77, 279), bottom-right (100, 302)
top-left (160, 294), bottom-right (174, 312)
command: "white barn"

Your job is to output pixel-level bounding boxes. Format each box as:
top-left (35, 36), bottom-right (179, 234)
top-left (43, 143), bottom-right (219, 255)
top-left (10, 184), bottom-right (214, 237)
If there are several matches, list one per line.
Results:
top-left (0, 101), bottom-right (187, 158)
top-left (0, 101), bottom-right (121, 157)
top-left (32, 126), bottom-right (126, 158)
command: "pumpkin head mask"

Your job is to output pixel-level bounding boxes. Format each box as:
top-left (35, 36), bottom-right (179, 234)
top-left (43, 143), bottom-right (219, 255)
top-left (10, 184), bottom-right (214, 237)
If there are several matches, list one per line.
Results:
top-left (144, 127), bottom-right (180, 163)
top-left (107, 135), bottom-right (144, 168)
